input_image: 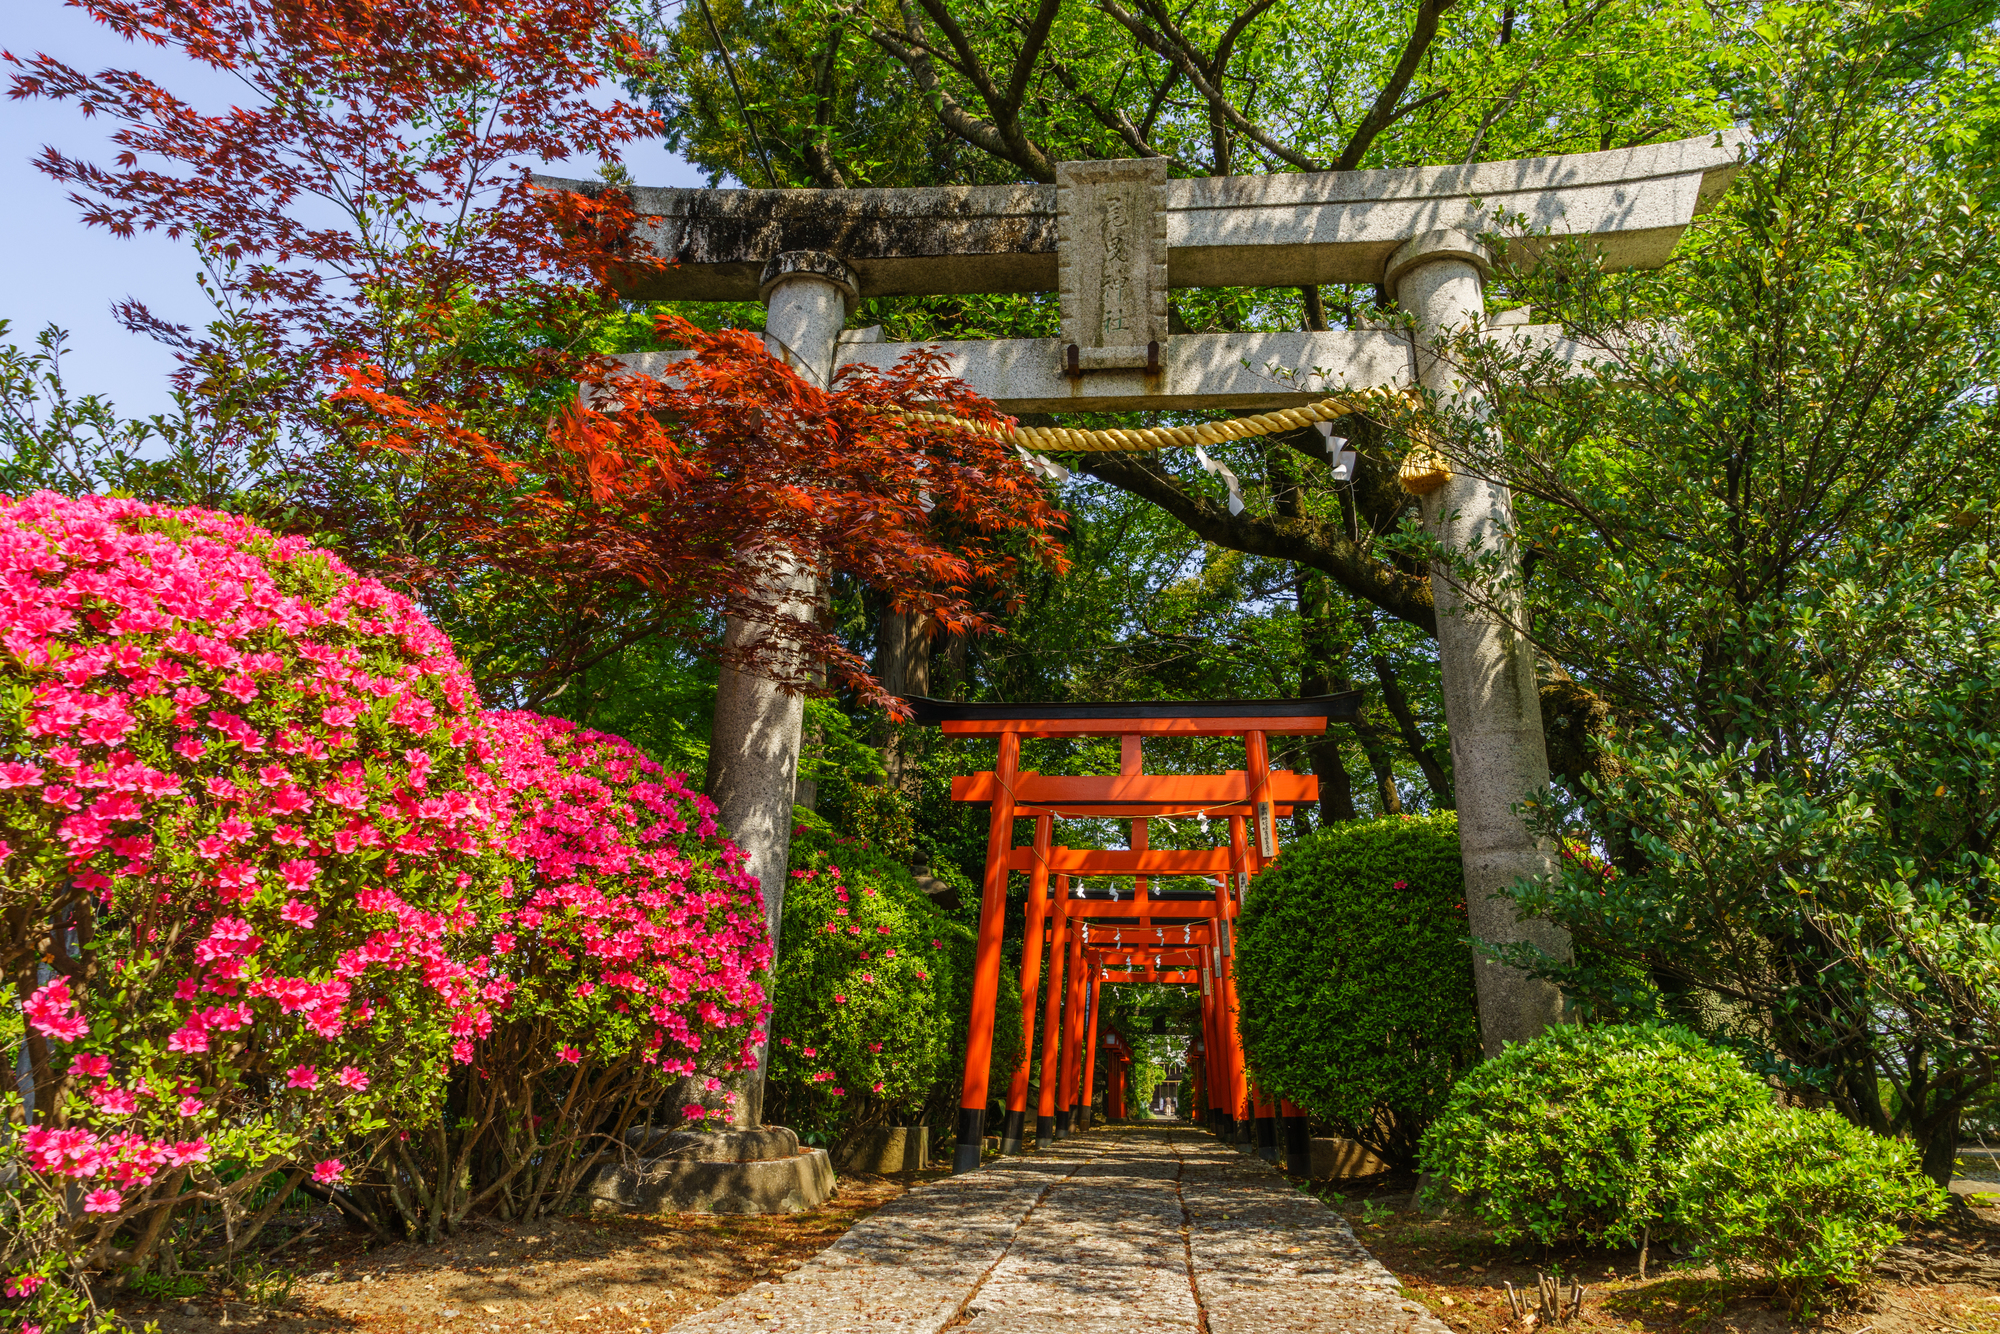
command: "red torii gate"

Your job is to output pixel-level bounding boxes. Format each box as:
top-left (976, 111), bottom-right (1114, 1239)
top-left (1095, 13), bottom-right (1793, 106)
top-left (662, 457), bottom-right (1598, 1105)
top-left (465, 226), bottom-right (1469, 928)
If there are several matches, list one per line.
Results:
top-left (904, 696), bottom-right (1356, 1173)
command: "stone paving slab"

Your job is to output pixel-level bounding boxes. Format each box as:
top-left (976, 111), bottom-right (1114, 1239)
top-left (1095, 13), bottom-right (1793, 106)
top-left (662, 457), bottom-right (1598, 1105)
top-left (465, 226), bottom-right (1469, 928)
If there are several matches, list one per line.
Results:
top-left (934, 1132), bottom-right (1190, 1331)
top-left (1178, 1139), bottom-right (1440, 1334)
top-left (662, 1125), bottom-right (1449, 1334)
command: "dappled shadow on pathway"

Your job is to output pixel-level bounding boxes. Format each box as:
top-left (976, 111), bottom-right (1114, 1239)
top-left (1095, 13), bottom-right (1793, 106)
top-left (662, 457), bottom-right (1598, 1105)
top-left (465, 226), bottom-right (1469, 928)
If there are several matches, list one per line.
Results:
top-left (664, 1123), bottom-right (1452, 1334)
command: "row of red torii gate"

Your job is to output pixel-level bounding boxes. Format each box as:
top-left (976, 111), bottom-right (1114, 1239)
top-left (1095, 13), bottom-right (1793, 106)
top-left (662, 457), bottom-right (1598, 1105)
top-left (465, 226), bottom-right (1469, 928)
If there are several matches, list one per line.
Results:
top-left (911, 693), bottom-right (1355, 1173)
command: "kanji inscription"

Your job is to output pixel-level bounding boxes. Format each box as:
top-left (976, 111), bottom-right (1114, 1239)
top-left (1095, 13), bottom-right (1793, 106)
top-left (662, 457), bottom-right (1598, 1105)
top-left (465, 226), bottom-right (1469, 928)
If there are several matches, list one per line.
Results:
top-left (1056, 158), bottom-right (1168, 372)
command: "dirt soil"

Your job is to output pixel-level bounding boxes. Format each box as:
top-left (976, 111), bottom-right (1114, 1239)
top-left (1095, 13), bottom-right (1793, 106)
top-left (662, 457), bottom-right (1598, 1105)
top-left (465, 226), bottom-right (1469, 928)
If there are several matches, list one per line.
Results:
top-left (1319, 1172), bottom-right (2000, 1334)
top-left (107, 1169), bottom-right (938, 1333)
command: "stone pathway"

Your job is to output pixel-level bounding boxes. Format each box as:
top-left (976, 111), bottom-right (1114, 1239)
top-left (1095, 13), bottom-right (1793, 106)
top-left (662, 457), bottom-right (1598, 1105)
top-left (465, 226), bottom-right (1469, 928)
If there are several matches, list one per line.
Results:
top-left (665, 1124), bottom-right (1448, 1334)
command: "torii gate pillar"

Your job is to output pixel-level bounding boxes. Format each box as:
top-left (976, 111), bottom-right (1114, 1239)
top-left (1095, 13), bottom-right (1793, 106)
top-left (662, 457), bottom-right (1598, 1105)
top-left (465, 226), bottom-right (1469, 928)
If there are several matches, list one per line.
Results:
top-left (1389, 230), bottom-right (1566, 1053)
top-left (709, 249), bottom-right (856, 1126)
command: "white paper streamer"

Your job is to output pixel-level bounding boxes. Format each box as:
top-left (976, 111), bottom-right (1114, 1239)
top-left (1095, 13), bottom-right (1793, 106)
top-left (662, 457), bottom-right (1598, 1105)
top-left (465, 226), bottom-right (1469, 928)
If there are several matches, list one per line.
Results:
top-left (1193, 444), bottom-right (1246, 515)
top-left (1013, 444), bottom-right (1071, 484)
top-left (1317, 421), bottom-right (1357, 481)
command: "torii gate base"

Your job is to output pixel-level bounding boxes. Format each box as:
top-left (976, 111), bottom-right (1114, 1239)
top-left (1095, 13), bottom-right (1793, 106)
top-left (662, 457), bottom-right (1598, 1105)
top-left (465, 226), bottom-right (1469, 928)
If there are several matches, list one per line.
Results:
top-left (908, 695), bottom-right (1349, 1173)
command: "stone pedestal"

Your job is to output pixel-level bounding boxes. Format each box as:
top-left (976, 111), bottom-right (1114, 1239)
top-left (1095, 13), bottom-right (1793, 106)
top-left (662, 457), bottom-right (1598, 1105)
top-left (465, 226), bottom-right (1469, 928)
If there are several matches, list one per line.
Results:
top-left (582, 1127), bottom-right (835, 1215)
top-left (1309, 1137), bottom-right (1391, 1179)
top-left (834, 1125), bottom-right (930, 1173)
top-left (1389, 229), bottom-right (1568, 1056)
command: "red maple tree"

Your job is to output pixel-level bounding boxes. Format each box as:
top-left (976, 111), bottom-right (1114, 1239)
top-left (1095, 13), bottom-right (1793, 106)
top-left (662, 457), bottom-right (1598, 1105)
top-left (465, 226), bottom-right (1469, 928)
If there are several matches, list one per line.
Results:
top-left (6, 0), bottom-right (658, 377)
top-left (336, 315), bottom-right (1069, 705)
top-left (8, 0), bottom-right (1067, 704)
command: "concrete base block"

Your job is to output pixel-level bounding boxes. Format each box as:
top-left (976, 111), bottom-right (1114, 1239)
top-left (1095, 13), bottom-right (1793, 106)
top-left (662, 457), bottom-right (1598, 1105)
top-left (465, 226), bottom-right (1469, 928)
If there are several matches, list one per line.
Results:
top-left (1310, 1137), bottom-right (1390, 1178)
top-left (835, 1125), bottom-right (929, 1173)
top-left (582, 1126), bottom-right (835, 1215)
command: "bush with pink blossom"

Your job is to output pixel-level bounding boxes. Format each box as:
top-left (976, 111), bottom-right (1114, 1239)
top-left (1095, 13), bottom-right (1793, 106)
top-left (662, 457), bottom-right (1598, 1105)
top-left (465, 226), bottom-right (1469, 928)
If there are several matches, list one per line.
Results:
top-left (765, 828), bottom-right (1019, 1151)
top-left (0, 494), bottom-right (507, 1309)
top-left (0, 494), bottom-right (779, 1324)
top-left (340, 711), bottom-right (772, 1237)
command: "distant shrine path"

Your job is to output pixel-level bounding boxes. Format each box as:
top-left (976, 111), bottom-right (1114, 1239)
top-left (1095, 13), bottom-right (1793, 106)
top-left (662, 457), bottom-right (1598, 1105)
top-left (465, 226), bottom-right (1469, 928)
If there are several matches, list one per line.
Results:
top-left (663, 1125), bottom-right (1444, 1334)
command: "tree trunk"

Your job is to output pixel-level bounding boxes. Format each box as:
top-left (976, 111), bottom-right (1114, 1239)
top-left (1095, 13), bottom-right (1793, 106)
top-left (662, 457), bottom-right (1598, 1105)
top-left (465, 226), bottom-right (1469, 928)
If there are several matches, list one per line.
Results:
top-left (1297, 573), bottom-right (1358, 825)
top-left (1351, 717), bottom-right (1405, 814)
top-left (874, 605), bottom-right (932, 788)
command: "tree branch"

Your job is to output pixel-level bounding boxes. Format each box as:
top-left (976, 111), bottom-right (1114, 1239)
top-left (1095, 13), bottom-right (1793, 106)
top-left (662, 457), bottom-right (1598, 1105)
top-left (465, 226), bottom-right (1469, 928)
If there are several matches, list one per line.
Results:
top-left (1333, 0), bottom-right (1456, 171)
top-left (910, 0), bottom-right (1057, 178)
top-left (860, 3), bottom-right (1055, 179)
top-left (1046, 57), bottom-right (1190, 165)
top-left (1077, 450), bottom-right (1437, 632)
top-left (1094, 0), bottom-right (1328, 170)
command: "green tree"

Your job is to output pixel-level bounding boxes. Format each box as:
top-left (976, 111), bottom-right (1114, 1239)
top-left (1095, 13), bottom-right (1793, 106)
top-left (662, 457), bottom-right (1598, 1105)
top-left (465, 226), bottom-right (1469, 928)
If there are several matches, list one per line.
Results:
top-left (628, 0), bottom-right (1742, 798)
top-left (1433, 3), bottom-right (2000, 1183)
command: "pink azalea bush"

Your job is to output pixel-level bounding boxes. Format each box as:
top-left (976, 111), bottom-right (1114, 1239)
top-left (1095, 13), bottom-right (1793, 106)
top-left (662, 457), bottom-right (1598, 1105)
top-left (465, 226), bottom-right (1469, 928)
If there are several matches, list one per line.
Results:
top-left (765, 828), bottom-right (1019, 1146)
top-left (0, 495), bottom-right (773, 1306)
top-left (0, 493), bottom-right (515, 1290)
top-left (343, 711), bottom-right (772, 1236)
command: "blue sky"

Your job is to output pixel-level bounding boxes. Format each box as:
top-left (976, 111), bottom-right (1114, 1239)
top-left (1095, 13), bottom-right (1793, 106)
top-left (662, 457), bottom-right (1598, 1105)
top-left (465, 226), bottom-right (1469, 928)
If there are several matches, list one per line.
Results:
top-left (1, 1), bottom-right (706, 421)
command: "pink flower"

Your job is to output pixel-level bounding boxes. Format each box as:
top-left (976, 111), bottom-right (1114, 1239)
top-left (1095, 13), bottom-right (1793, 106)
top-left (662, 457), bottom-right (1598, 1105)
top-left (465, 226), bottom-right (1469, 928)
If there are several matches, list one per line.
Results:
top-left (335, 1066), bottom-right (369, 1092)
top-left (286, 1065), bottom-right (318, 1090)
top-left (312, 1159), bottom-right (345, 1185)
top-left (559, 1046), bottom-right (581, 1063)
top-left (177, 1097), bottom-right (204, 1117)
top-left (861, 973), bottom-right (874, 983)
top-left (683, 1104), bottom-right (709, 1121)
top-left (278, 898), bottom-right (319, 929)
top-left (872, 1082), bottom-right (884, 1092)
top-left (84, 1188), bottom-right (123, 1214)
top-left (165, 1140), bottom-right (211, 1167)
top-left (3, 1275), bottom-right (46, 1298)
top-left (22, 977), bottom-right (88, 1042)
top-left (1392, 879), bottom-right (1408, 889)
top-left (833, 995), bottom-right (846, 1004)
top-left (71, 1053), bottom-right (111, 1078)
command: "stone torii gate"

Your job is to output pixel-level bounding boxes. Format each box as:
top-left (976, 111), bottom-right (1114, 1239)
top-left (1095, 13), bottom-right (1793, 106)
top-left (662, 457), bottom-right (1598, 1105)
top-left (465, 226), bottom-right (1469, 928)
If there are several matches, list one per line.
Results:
top-left (543, 131), bottom-right (1744, 1106)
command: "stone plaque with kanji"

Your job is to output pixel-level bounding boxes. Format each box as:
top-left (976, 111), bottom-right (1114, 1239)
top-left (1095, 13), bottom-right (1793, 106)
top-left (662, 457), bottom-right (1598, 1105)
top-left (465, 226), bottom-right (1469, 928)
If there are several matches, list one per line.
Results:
top-left (1056, 158), bottom-right (1168, 372)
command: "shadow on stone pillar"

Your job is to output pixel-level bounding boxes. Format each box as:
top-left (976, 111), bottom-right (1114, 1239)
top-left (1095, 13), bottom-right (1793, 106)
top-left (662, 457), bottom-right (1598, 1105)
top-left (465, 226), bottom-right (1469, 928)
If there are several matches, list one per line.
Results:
top-left (1387, 229), bottom-right (1569, 1056)
top-left (704, 249), bottom-right (857, 1134)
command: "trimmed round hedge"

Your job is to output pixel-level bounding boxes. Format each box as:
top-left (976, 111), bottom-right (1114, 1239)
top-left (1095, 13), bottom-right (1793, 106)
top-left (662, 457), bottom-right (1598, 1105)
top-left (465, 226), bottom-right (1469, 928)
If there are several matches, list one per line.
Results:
top-left (1674, 1107), bottom-right (1945, 1314)
top-left (1234, 813), bottom-right (1478, 1165)
top-left (1421, 1022), bottom-right (1771, 1246)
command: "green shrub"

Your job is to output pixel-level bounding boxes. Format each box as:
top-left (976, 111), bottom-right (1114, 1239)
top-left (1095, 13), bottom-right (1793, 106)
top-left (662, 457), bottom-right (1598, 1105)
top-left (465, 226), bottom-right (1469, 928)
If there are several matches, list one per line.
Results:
top-left (766, 829), bottom-right (1021, 1140)
top-left (1673, 1108), bottom-right (1946, 1314)
top-left (819, 776), bottom-right (916, 862)
top-left (1419, 1023), bottom-right (1769, 1246)
top-left (1234, 813), bottom-right (1479, 1163)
